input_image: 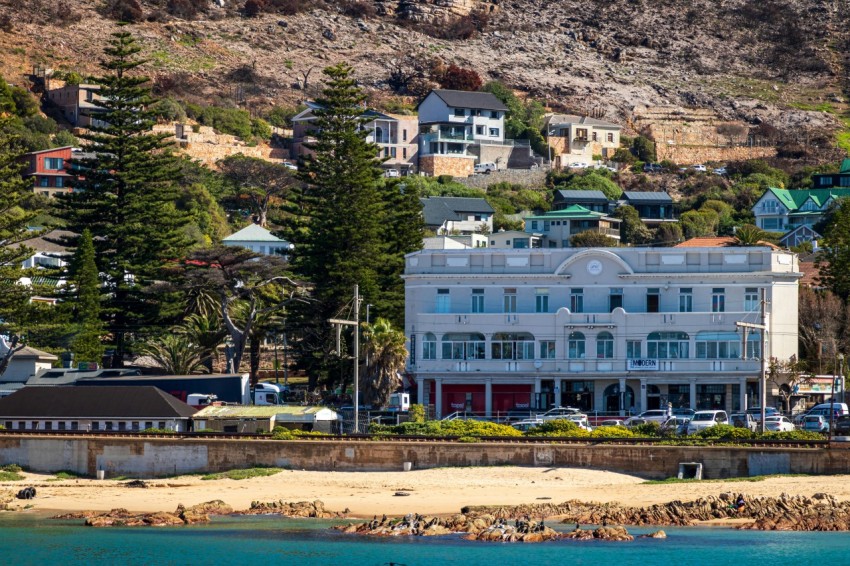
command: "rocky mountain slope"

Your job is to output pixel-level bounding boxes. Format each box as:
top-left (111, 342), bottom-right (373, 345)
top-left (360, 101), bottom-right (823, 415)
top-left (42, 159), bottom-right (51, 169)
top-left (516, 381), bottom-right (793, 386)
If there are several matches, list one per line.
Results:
top-left (1, 0), bottom-right (848, 138)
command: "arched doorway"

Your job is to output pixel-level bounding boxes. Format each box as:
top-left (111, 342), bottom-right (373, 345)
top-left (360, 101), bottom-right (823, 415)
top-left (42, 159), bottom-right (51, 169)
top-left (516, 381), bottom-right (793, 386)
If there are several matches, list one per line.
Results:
top-left (603, 383), bottom-right (634, 413)
top-left (646, 384), bottom-right (662, 410)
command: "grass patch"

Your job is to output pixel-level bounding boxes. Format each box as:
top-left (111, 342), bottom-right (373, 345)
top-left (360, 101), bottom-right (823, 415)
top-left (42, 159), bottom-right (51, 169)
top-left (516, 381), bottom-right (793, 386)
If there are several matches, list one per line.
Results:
top-left (643, 473), bottom-right (811, 485)
top-left (52, 470), bottom-right (85, 480)
top-left (0, 464), bottom-right (25, 481)
top-left (835, 116), bottom-right (850, 155)
top-left (201, 467), bottom-right (284, 481)
top-left (789, 101), bottom-right (835, 113)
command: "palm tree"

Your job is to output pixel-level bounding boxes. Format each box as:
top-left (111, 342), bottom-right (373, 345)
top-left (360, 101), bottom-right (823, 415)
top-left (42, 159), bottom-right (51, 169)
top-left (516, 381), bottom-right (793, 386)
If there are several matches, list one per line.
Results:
top-left (733, 224), bottom-right (766, 246)
top-left (175, 312), bottom-right (227, 373)
top-left (138, 334), bottom-right (208, 375)
top-left (360, 317), bottom-right (407, 408)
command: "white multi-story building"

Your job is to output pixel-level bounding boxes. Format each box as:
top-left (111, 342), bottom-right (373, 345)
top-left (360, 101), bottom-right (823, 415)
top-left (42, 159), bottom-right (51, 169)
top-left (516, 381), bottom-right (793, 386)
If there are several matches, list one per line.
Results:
top-left (404, 246), bottom-right (800, 418)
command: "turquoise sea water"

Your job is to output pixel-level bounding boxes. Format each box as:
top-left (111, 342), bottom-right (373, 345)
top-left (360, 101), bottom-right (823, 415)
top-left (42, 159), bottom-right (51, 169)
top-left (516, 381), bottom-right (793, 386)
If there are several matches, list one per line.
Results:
top-left (1, 514), bottom-right (849, 566)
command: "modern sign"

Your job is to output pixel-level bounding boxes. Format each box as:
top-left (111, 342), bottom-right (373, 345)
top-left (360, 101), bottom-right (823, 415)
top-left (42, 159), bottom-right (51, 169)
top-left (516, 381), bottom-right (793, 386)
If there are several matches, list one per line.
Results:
top-left (627, 359), bottom-right (659, 371)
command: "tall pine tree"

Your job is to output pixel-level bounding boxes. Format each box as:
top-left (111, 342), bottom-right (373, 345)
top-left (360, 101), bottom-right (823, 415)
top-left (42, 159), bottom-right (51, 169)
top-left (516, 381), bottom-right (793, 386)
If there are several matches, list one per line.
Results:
top-left (69, 229), bottom-right (104, 363)
top-left (56, 31), bottom-right (190, 365)
top-left (289, 64), bottom-right (385, 389)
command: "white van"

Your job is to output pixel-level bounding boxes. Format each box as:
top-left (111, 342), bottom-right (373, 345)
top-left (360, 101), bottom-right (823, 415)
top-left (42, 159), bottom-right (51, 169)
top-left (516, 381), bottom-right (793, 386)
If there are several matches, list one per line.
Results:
top-left (687, 410), bottom-right (729, 434)
top-left (474, 162), bottom-right (498, 174)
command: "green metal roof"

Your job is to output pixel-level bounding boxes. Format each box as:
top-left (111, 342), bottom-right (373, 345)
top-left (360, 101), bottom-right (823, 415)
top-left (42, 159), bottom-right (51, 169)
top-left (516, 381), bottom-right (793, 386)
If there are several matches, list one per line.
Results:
top-left (766, 187), bottom-right (850, 211)
top-left (840, 159), bottom-right (850, 174)
top-left (524, 205), bottom-right (609, 221)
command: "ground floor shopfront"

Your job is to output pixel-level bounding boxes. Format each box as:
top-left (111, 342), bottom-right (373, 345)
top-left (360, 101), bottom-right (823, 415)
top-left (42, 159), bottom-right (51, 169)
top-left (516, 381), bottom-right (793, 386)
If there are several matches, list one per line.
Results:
top-left (417, 375), bottom-right (761, 419)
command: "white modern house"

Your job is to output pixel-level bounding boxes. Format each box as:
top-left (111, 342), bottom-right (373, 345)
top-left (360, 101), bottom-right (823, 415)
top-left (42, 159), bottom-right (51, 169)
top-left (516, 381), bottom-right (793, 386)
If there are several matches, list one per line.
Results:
top-left (404, 245), bottom-right (800, 418)
top-left (544, 114), bottom-right (622, 168)
top-left (222, 224), bottom-right (293, 256)
top-left (417, 90), bottom-right (509, 177)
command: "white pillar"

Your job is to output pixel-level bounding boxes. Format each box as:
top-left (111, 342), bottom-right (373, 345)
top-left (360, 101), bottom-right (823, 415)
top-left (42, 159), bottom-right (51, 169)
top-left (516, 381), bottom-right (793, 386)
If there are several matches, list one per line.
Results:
top-left (739, 377), bottom-right (747, 411)
top-left (416, 377), bottom-right (425, 406)
top-left (534, 378), bottom-right (542, 409)
top-left (485, 378), bottom-right (493, 418)
top-left (435, 378), bottom-right (443, 419)
top-left (689, 378), bottom-right (697, 410)
top-left (619, 377), bottom-right (627, 416)
top-left (640, 378), bottom-right (647, 414)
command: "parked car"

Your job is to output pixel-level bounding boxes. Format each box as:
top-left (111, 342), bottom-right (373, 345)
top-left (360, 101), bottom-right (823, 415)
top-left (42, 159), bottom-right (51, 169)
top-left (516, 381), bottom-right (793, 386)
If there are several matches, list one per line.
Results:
top-left (598, 419), bottom-right (626, 427)
top-left (568, 162), bottom-right (589, 169)
top-left (474, 162), bottom-right (498, 174)
top-left (686, 410), bottom-right (729, 434)
top-left (833, 415), bottom-right (850, 435)
top-left (692, 164), bottom-right (707, 172)
top-left (536, 406), bottom-right (581, 421)
top-left (793, 403), bottom-right (848, 425)
top-left (802, 415), bottom-right (829, 433)
top-left (746, 407), bottom-right (780, 419)
top-left (512, 418), bottom-right (544, 432)
top-left (283, 162), bottom-right (298, 171)
top-left (566, 414), bottom-right (593, 431)
top-left (643, 163), bottom-right (663, 173)
top-left (384, 169), bottom-right (400, 178)
top-left (730, 412), bottom-right (758, 432)
top-left (712, 167), bottom-right (727, 176)
top-left (672, 408), bottom-right (695, 419)
top-left (764, 416), bottom-right (796, 432)
top-left (660, 416), bottom-right (690, 435)
top-left (624, 410), bottom-right (670, 426)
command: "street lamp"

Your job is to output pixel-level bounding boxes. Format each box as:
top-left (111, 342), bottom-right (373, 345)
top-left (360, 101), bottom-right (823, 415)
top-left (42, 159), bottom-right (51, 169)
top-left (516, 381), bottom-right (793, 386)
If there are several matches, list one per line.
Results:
top-left (831, 353), bottom-right (845, 442)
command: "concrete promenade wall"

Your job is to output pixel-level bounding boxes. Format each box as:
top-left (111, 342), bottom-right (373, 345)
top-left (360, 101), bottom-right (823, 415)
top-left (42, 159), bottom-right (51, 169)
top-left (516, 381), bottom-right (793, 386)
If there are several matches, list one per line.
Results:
top-left (3, 437), bottom-right (850, 479)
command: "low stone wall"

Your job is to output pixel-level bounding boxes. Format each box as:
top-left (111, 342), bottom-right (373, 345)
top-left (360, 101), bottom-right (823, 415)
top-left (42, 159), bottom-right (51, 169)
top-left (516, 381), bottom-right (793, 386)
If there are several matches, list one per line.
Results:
top-left (419, 155), bottom-right (475, 177)
top-left (2, 436), bottom-right (849, 479)
top-left (655, 144), bottom-right (777, 165)
top-left (458, 168), bottom-right (547, 189)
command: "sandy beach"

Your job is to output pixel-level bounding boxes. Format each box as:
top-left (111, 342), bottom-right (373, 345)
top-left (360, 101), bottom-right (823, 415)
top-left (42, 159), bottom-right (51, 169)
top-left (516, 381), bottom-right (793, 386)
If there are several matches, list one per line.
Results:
top-left (5, 467), bottom-right (850, 517)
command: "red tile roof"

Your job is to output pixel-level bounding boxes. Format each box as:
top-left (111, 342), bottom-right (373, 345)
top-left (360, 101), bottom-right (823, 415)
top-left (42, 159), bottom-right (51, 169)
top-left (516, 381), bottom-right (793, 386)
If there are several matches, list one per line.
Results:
top-left (674, 237), bottom-right (736, 247)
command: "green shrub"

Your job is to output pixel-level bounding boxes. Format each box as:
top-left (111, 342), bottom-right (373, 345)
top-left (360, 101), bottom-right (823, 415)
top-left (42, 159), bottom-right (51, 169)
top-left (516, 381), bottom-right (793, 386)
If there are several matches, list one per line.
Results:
top-left (408, 404), bottom-right (426, 423)
top-left (270, 426), bottom-right (328, 440)
top-left (630, 421), bottom-right (662, 437)
top-left (369, 419), bottom-right (521, 437)
top-left (0, 464), bottom-right (24, 481)
top-left (525, 419), bottom-right (589, 437)
top-left (761, 430), bottom-right (824, 441)
top-left (590, 426), bottom-right (635, 438)
top-left (695, 424), bottom-right (754, 440)
top-left (141, 428), bottom-right (177, 434)
top-left (251, 117), bottom-right (272, 139)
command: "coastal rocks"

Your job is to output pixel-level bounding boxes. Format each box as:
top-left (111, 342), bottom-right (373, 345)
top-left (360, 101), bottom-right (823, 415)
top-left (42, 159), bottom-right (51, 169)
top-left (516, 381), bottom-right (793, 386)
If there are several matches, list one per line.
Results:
top-left (237, 500), bottom-right (344, 518)
top-left (563, 526), bottom-right (634, 542)
top-left (464, 519), bottom-right (561, 543)
top-left (57, 501), bottom-right (234, 527)
top-left (639, 530), bottom-right (667, 539)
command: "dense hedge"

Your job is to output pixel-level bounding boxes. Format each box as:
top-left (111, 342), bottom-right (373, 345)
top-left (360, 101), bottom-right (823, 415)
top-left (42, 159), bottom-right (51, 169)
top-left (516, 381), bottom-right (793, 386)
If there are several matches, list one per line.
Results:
top-left (370, 420), bottom-right (522, 437)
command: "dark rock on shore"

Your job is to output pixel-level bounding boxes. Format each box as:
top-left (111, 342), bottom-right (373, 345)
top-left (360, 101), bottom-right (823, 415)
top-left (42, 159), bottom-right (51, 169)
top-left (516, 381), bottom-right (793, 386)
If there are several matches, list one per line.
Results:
top-left (54, 500), bottom-right (234, 527)
top-left (563, 525), bottom-right (634, 541)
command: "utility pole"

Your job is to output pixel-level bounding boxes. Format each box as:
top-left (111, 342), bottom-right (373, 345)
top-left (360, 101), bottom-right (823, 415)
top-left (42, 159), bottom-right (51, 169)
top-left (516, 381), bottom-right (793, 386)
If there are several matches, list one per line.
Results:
top-left (329, 285), bottom-right (362, 433)
top-left (737, 289), bottom-right (769, 433)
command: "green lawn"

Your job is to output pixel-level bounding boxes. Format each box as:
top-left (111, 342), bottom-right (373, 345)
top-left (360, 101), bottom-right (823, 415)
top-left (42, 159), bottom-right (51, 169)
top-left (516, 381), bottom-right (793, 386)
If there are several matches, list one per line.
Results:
top-left (201, 467), bottom-right (284, 481)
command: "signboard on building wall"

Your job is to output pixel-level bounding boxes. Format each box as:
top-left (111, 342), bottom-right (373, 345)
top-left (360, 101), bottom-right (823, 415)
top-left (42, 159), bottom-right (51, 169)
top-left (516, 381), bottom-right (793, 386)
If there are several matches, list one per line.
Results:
top-left (627, 359), bottom-right (659, 371)
top-left (794, 377), bottom-right (841, 394)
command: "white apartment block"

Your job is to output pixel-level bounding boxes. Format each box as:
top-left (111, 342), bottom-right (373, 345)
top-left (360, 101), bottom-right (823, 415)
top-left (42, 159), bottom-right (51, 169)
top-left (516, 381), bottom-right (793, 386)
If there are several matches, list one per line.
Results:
top-left (404, 246), bottom-right (800, 418)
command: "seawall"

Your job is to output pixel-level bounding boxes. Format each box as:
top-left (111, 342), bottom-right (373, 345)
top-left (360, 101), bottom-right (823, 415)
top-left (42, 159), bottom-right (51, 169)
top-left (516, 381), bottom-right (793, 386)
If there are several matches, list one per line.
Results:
top-left (3, 436), bottom-right (850, 479)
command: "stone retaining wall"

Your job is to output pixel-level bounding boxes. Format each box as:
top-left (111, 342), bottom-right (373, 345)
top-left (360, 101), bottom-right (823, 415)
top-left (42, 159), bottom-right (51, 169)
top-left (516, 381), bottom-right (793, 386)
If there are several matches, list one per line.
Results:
top-left (655, 144), bottom-right (777, 165)
top-left (2, 436), bottom-right (849, 479)
top-left (457, 168), bottom-right (547, 189)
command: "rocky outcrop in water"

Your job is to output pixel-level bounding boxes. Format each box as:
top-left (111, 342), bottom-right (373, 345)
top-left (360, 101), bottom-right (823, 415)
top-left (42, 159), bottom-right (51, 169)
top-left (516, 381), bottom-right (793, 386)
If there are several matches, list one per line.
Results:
top-left (54, 500), bottom-right (233, 527)
top-left (563, 525), bottom-right (634, 541)
top-left (464, 492), bottom-right (850, 531)
top-left (236, 500), bottom-right (346, 518)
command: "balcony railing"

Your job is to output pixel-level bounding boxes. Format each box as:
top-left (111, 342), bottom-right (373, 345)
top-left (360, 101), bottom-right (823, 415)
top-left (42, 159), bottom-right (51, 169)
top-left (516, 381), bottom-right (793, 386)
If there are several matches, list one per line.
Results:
top-left (412, 357), bottom-right (761, 375)
top-left (569, 226), bottom-right (621, 237)
top-left (421, 130), bottom-right (474, 143)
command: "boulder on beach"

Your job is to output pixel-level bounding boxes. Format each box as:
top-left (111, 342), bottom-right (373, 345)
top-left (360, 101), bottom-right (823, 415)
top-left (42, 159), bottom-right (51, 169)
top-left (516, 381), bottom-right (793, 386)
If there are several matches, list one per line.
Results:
top-left (238, 499), bottom-right (343, 518)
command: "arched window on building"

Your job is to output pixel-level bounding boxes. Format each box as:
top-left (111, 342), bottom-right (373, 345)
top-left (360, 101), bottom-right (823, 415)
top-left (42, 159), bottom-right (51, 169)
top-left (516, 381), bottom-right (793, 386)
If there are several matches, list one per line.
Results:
top-left (441, 333), bottom-right (486, 360)
top-left (647, 331), bottom-right (690, 359)
top-left (491, 332), bottom-right (535, 360)
top-left (568, 331), bottom-right (586, 359)
top-left (596, 331), bottom-right (614, 359)
top-left (603, 383), bottom-right (634, 413)
top-left (422, 333), bottom-right (437, 360)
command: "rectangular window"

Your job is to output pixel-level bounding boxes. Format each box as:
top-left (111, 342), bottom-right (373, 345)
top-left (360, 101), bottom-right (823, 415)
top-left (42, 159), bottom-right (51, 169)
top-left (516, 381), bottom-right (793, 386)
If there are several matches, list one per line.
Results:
top-left (454, 108), bottom-right (465, 117)
top-left (647, 288), bottom-right (660, 313)
top-left (607, 132), bottom-right (614, 143)
top-left (535, 289), bottom-right (549, 313)
top-left (592, 131), bottom-right (598, 142)
top-left (132, 422), bottom-right (140, 431)
top-left (390, 147), bottom-right (397, 158)
top-left (491, 111), bottom-right (499, 118)
top-left (540, 341), bottom-right (556, 359)
top-left (44, 157), bottom-right (64, 170)
top-left (39, 177), bottom-right (49, 187)
top-left (58, 422), bottom-right (66, 430)
top-left (576, 128), bottom-right (587, 140)
top-left (489, 128), bottom-right (499, 137)
top-left (4, 421), bottom-right (10, 429)
top-left (105, 422), bottom-right (114, 431)
top-left (402, 148), bottom-right (407, 159)
top-left (435, 289), bottom-right (450, 313)
top-left (423, 337), bottom-right (436, 360)
top-left (609, 288), bottom-right (623, 312)
top-left (92, 422), bottom-right (100, 431)
top-left (45, 421), bottom-right (53, 430)
top-left (503, 289), bottom-right (517, 313)
top-left (55, 176), bottom-right (65, 188)
top-left (476, 125), bottom-right (484, 135)
top-left (570, 288), bottom-right (584, 313)
top-left (627, 340), bottom-right (641, 359)
top-left (118, 422), bottom-right (126, 431)
top-left (745, 288), bottom-right (759, 312)
top-left (712, 288), bottom-right (725, 312)
top-left (71, 422), bottom-right (78, 430)
top-left (530, 220), bottom-right (538, 230)
top-left (402, 129), bottom-right (407, 141)
top-left (471, 289), bottom-right (484, 313)
top-left (159, 422), bottom-right (166, 430)
top-left (679, 288), bottom-right (693, 313)
top-left (145, 422), bottom-right (153, 430)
